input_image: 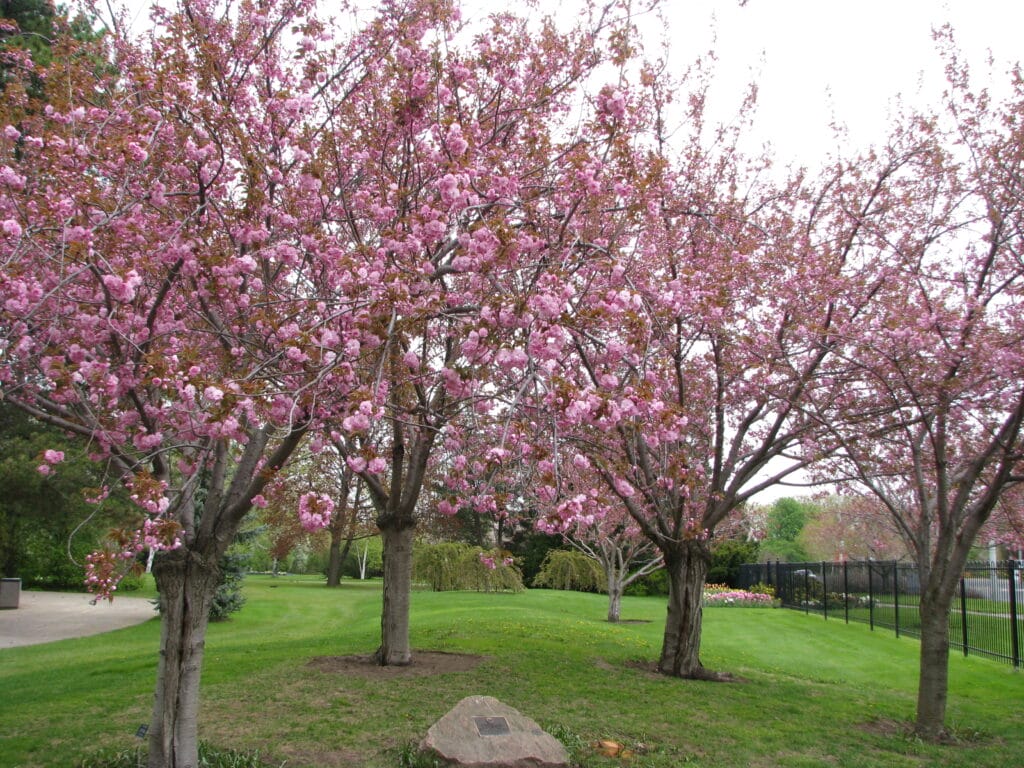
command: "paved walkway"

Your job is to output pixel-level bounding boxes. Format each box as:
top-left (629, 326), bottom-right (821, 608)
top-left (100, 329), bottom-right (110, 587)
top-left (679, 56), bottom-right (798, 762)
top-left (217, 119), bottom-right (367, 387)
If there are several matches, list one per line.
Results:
top-left (0, 590), bottom-right (156, 649)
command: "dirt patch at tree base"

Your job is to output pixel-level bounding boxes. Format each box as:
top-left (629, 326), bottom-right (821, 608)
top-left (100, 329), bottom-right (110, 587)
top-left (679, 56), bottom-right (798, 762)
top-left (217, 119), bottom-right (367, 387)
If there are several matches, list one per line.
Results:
top-left (308, 650), bottom-right (486, 678)
top-left (622, 658), bottom-right (746, 682)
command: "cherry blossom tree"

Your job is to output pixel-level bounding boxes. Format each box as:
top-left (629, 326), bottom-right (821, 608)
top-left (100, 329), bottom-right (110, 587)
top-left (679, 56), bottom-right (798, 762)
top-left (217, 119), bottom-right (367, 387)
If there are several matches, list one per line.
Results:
top-left (537, 491), bottom-right (663, 622)
top-left (517, 69), bottom-right (913, 677)
top-left (308, 0), bottom-right (663, 665)
top-left (0, 1), bottom-right (396, 763)
top-left (809, 55), bottom-right (1024, 740)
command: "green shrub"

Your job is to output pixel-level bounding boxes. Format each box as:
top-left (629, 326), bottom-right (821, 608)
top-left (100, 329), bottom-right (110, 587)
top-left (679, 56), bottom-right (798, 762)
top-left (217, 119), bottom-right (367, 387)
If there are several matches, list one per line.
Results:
top-left (0, 402), bottom-right (138, 588)
top-left (413, 542), bottom-right (524, 592)
top-left (209, 550), bottom-right (248, 621)
top-left (116, 570), bottom-right (146, 592)
top-left (624, 567), bottom-right (669, 596)
top-left (708, 539), bottom-right (759, 587)
top-left (533, 549), bottom-right (605, 593)
top-left (748, 582), bottom-right (775, 598)
top-left (790, 573), bottom-right (824, 605)
top-left (18, 525), bottom-right (103, 590)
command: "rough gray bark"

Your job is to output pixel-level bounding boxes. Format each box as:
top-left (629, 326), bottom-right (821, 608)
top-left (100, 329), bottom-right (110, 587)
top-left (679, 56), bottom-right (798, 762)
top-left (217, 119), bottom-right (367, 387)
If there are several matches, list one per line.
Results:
top-left (148, 551), bottom-right (219, 768)
top-left (596, 540), bottom-right (663, 624)
top-left (376, 518), bottom-right (415, 665)
top-left (905, 532), bottom-right (970, 740)
top-left (657, 539), bottom-right (715, 679)
top-left (915, 589), bottom-right (953, 740)
top-left (145, 426), bottom-right (307, 768)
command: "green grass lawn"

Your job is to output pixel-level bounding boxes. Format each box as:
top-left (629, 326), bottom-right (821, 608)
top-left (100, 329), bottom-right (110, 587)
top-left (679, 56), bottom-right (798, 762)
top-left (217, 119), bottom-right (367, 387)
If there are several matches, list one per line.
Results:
top-left (831, 601), bottom-right (1024, 664)
top-left (1, 576), bottom-right (1022, 768)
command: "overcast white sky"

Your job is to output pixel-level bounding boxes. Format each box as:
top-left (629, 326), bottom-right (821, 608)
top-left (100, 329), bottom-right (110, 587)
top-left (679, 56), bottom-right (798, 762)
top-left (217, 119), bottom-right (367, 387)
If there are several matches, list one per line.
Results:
top-left (655, 0), bottom-right (1023, 165)
top-left (117, 1), bottom-right (1022, 168)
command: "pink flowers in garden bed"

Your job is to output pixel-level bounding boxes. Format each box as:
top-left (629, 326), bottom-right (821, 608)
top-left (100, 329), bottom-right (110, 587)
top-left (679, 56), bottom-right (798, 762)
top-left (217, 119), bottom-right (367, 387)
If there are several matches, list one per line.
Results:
top-left (703, 584), bottom-right (775, 607)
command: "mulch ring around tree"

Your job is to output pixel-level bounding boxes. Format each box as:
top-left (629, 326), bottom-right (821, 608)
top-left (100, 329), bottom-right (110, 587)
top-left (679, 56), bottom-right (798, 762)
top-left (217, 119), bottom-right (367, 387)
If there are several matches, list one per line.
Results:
top-left (308, 650), bottom-right (487, 678)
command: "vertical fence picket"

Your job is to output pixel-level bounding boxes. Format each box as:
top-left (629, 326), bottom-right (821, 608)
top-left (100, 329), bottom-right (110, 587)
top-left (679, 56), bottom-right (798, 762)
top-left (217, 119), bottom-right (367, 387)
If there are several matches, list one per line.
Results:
top-left (893, 561), bottom-right (900, 639)
top-left (1009, 560), bottom-right (1020, 669)
top-left (843, 560), bottom-right (849, 624)
top-left (868, 563), bottom-right (875, 631)
top-left (960, 576), bottom-right (969, 658)
top-left (822, 562), bottom-right (828, 620)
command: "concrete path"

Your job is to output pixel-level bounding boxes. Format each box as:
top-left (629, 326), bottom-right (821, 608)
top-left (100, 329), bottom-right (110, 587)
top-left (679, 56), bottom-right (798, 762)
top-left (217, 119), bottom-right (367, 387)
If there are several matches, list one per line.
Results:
top-left (0, 590), bottom-right (156, 649)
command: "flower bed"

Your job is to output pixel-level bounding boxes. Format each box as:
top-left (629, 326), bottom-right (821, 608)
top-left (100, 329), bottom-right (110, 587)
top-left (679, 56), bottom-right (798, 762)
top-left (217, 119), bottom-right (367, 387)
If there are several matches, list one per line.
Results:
top-left (703, 583), bottom-right (732, 595)
top-left (702, 588), bottom-right (775, 607)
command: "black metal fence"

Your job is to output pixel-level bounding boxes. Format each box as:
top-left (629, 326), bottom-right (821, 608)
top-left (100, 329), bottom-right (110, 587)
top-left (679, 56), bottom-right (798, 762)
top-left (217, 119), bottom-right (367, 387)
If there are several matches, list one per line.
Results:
top-left (738, 559), bottom-right (1023, 668)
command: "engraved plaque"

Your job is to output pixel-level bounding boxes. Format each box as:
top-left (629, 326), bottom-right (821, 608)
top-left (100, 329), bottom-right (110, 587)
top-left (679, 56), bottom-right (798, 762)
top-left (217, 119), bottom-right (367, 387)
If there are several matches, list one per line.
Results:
top-left (473, 716), bottom-right (511, 737)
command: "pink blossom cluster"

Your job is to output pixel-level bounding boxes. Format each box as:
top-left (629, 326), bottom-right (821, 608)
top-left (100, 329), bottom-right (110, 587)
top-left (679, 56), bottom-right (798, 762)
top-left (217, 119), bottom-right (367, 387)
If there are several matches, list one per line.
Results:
top-left (297, 492), bottom-right (334, 532)
top-left (596, 85), bottom-right (627, 121)
top-left (535, 493), bottom-right (606, 534)
top-left (84, 551), bottom-right (122, 602)
top-left (36, 449), bottom-right (64, 476)
top-left (478, 552), bottom-right (514, 570)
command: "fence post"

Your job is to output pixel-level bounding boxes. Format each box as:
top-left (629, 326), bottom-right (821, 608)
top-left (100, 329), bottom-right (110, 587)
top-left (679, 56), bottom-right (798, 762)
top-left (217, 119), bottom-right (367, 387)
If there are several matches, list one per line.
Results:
top-left (843, 559), bottom-right (849, 624)
top-left (804, 566), bottom-right (810, 615)
top-left (822, 561), bottom-right (828, 620)
top-left (893, 561), bottom-right (900, 639)
top-left (868, 561), bottom-right (875, 631)
top-left (960, 575), bottom-right (969, 657)
top-left (1009, 560), bottom-right (1020, 669)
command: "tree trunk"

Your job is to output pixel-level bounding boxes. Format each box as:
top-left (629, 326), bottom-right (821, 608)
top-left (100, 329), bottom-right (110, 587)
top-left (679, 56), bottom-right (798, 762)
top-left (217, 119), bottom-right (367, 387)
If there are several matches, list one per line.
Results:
top-left (327, 470), bottom-right (356, 588)
top-left (376, 518), bottom-right (415, 665)
top-left (915, 589), bottom-right (953, 740)
top-left (658, 539), bottom-right (715, 679)
top-left (357, 541), bottom-right (368, 579)
top-left (148, 549), bottom-right (220, 768)
top-left (325, 527), bottom-right (345, 587)
top-left (607, 570), bottom-right (623, 623)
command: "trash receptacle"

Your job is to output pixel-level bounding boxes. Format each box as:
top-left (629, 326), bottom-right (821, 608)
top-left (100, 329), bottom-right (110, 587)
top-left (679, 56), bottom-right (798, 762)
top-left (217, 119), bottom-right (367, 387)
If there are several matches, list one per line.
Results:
top-left (0, 578), bottom-right (21, 609)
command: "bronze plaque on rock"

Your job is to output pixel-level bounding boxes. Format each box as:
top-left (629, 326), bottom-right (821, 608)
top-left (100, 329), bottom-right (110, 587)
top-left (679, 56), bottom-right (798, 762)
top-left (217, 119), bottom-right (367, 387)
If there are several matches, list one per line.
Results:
top-left (473, 716), bottom-right (511, 737)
